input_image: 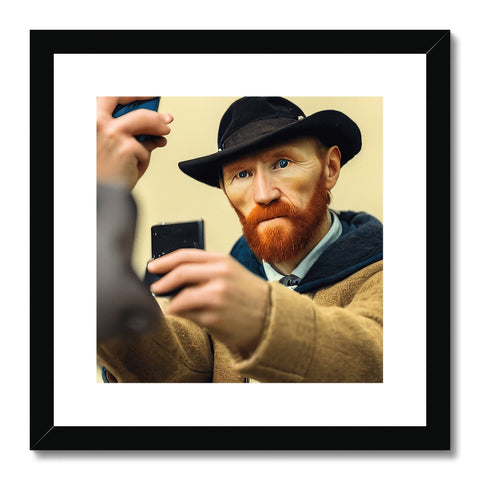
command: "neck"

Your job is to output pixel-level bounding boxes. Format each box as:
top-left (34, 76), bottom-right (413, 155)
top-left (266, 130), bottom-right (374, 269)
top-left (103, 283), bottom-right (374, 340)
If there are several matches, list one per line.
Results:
top-left (272, 211), bottom-right (332, 275)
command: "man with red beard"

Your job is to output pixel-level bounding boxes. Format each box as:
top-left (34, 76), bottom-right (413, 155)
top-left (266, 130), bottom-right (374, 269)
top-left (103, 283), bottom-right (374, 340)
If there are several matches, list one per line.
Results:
top-left (97, 97), bottom-right (383, 383)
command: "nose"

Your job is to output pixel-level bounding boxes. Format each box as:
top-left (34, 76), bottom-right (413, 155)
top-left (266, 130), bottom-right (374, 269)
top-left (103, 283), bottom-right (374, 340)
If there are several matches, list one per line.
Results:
top-left (252, 170), bottom-right (281, 205)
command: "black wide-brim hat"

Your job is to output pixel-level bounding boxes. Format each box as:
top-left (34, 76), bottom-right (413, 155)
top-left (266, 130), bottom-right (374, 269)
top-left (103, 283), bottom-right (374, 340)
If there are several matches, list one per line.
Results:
top-left (178, 97), bottom-right (362, 188)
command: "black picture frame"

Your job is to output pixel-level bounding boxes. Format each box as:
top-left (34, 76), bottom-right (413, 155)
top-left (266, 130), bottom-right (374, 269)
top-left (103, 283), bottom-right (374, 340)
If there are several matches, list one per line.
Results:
top-left (30, 30), bottom-right (450, 450)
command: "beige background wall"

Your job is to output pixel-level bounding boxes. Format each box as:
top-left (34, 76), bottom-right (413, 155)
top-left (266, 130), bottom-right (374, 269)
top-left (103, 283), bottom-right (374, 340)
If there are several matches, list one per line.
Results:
top-left (97, 97), bottom-right (382, 382)
top-left (130, 96), bottom-right (383, 277)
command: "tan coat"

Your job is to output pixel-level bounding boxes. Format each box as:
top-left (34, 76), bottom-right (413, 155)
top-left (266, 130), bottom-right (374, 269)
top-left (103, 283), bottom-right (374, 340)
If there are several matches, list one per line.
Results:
top-left (98, 260), bottom-right (383, 383)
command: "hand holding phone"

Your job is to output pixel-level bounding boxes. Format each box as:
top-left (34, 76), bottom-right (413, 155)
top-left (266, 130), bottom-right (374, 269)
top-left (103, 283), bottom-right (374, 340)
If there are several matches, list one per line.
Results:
top-left (112, 97), bottom-right (161, 142)
top-left (97, 96), bottom-right (171, 189)
top-left (145, 220), bottom-right (205, 296)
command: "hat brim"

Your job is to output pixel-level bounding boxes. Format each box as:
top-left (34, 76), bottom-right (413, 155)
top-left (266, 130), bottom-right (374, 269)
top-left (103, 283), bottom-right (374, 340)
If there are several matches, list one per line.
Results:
top-left (178, 109), bottom-right (362, 188)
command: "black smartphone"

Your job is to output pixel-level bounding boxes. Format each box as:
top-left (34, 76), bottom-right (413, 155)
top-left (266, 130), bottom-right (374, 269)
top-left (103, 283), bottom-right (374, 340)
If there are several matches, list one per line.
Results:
top-left (146, 220), bottom-right (205, 296)
top-left (112, 97), bottom-right (161, 142)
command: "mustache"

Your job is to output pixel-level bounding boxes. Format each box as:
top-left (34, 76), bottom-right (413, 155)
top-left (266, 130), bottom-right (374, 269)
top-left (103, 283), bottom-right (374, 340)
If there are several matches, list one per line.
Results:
top-left (241, 200), bottom-right (299, 226)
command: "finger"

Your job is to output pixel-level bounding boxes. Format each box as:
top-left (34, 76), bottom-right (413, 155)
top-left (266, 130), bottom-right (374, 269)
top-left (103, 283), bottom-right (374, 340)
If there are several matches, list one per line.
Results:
top-left (136, 154), bottom-right (151, 180)
top-left (143, 136), bottom-right (168, 152)
top-left (148, 249), bottom-right (223, 274)
top-left (149, 261), bottom-right (224, 296)
top-left (111, 135), bottom-right (151, 178)
top-left (163, 283), bottom-right (218, 320)
top-left (114, 109), bottom-right (173, 137)
top-left (97, 97), bottom-right (119, 114)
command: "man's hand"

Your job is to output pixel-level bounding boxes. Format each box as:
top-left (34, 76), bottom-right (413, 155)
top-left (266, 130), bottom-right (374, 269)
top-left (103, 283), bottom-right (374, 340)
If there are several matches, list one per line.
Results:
top-left (97, 97), bottom-right (173, 190)
top-left (147, 250), bottom-right (270, 357)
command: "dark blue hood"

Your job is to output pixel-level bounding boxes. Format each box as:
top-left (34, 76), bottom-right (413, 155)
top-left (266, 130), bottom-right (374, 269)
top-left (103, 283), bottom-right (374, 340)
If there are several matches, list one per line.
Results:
top-left (230, 210), bottom-right (383, 294)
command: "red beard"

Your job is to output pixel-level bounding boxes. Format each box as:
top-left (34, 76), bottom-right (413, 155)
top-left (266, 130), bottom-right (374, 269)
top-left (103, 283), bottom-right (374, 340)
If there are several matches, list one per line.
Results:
top-left (233, 183), bottom-right (329, 264)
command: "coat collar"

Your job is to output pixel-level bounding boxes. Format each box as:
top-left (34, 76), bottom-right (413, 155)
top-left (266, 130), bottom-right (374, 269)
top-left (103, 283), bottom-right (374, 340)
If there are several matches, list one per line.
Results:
top-left (230, 210), bottom-right (383, 293)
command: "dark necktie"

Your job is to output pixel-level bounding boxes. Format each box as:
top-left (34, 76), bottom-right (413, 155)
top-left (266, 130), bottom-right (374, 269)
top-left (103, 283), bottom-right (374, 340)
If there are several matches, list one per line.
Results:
top-left (279, 274), bottom-right (301, 287)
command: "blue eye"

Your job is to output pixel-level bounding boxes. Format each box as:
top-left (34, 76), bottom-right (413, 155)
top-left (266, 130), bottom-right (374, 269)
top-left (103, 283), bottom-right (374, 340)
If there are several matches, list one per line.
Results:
top-left (237, 170), bottom-right (248, 179)
top-left (278, 159), bottom-right (289, 168)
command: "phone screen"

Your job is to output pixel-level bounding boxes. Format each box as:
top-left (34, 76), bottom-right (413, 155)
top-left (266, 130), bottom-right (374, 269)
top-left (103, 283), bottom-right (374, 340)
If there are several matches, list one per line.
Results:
top-left (147, 220), bottom-right (205, 296)
top-left (151, 220), bottom-right (204, 259)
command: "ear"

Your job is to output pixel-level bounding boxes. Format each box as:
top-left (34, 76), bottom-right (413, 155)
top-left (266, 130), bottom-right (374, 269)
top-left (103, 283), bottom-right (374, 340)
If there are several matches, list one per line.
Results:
top-left (324, 145), bottom-right (341, 190)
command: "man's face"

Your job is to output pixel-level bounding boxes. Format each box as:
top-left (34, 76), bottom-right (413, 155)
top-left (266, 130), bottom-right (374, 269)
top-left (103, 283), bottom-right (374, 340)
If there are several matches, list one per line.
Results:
top-left (222, 137), bottom-right (331, 264)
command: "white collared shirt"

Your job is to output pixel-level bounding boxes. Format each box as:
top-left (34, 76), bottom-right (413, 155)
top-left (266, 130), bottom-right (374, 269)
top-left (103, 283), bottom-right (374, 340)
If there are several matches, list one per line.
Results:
top-left (262, 210), bottom-right (342, 289)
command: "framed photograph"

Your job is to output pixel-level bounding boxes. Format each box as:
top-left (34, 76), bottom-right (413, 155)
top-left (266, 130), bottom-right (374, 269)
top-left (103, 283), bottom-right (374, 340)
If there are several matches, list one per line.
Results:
top-left (30, 30), bottom-right (450, 450)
